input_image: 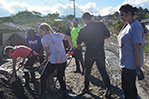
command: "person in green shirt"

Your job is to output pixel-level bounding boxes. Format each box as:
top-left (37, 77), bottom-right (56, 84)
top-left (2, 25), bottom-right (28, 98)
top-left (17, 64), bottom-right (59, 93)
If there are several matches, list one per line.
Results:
top-left (71, 18), bottom-right (84, 74)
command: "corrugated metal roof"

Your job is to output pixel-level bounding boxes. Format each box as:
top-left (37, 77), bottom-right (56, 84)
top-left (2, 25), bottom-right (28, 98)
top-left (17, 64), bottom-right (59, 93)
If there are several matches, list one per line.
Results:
top-left (0, 22), bottom-right (35, 31)
top-left (3, 22), bottom-right (35, 31)
top-left (0, 24), bottom-right (17, 30)
top-left (140, 18), bottom-right (149, 23)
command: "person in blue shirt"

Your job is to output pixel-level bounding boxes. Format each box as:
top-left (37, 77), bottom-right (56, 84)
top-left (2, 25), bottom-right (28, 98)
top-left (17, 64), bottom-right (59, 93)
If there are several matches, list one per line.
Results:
top-left (25, 29), bottom-right (43, 55)
top-left (118, 4), bottom-right (145, 99)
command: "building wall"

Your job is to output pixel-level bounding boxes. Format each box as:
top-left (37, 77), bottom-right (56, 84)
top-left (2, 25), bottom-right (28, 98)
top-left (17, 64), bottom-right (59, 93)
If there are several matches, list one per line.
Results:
top-left (0, 31), bottom-right (27, 58)
top-left (2, 31), bottom-right (26, 46)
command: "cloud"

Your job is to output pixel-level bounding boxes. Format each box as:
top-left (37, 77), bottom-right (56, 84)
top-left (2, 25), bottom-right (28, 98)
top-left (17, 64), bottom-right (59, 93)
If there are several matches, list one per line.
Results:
top-left (122, 0), bottom-right (149, 9)
top-left (98, 6), bottom-right (117, 16)
top-left (0, 0), bottom-right (74, 17)
top-left (97, 0), bottom-right (149, 16)
top-left (78, 2), bottom-right (99, 15)
top-left (0, 7), bottom-right (11, 17)
top-left (0, 0), bottom-right (148, 17)
top-left (0, 1), bottom-right (11, 16)
top-left (77, 2), bottom-right (118, 16)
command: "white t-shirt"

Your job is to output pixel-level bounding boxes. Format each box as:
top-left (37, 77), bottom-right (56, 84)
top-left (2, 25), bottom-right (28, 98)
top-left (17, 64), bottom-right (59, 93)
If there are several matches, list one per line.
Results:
top-left (41, 33), bottom-right (67, 64)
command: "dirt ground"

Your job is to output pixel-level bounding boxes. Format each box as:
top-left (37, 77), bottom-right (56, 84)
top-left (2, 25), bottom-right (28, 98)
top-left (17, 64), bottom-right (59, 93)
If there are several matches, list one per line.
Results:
top-left (0, 38), bottom-right (149, 99)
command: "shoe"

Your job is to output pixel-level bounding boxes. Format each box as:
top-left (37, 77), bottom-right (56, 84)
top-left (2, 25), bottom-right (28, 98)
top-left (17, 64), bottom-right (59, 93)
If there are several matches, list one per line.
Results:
top-left (104, 88), bottom-right (112, 98)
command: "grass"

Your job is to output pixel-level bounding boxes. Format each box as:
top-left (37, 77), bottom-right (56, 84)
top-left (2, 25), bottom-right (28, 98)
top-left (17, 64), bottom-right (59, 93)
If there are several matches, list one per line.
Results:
top-left (144, 33), bottom-right (149, 55)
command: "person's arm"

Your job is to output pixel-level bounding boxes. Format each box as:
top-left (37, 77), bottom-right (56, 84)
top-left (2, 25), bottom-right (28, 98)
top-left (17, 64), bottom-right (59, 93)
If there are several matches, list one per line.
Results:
top-left (20, 58), bottom-right (26, 65)
top-left (25, 39), bottom-right (30, 47)
top-left (101, 22), bottom-right (110, 39)
top-left (40, 40), bottom-right (44, 55)
top-left (131, 23), bottom-right (144, 67)
top-left (41, 37), bottom-right (50, 60)
top-left (63, 35), bottom-right (73, 49)
top-left (77, 29), bottom-right (83, 49)
top-left (134, 43), bottom-right (145, 80)
top-left (134, 43), bottom-right (141, 66)
top-left (12, 59), bottom-right (17, 77)
top-left (44, 47), bottom-right (50, 61)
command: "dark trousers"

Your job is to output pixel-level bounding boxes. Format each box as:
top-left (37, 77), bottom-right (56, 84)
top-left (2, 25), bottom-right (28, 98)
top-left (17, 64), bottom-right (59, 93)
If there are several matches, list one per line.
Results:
top-left (40, 62), bottom-right (67, 94)
top-left (122, 68), bottom-right (137, 99)
top-left (84, 55), bottom-right (111, 90)
top-left (73, 48), bottom-right (84, 72)
top-left (24, 56), bottom-right (38, 85)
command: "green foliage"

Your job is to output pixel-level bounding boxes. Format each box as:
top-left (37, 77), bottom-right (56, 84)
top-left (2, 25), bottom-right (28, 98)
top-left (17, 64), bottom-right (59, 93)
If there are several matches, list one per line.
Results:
top-left (63, 14), bottom-right (74, 22)
top-left (144, 33), bottom-right (149, 54)
top-left (106, 7), bottom-right (148, 37)
top-left (134, 7), bottom-right (149, 20)
top-left (145, 43), bottom-right (149, 54)
top-left (146, 12), bottom-right (149, 18)
top-left (0, 11), bottom-right (73, 33)
top-left (0, 17), bottom-right (13, 23)
top-left (47, 13), bottom-right (59, 21)
top-left (12, 10), bottom-right (42, 24)
top-left (113, 19), bottom-right (124, 31)
top-left (0, 6), bottom-right (148, 36)
top-left (32, 11), bottom-right (41, 16)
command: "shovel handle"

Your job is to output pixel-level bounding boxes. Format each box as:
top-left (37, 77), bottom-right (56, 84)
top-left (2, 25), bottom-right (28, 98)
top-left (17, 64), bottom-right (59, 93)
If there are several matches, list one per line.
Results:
top-left (8, 64), bottom-right (24, 81)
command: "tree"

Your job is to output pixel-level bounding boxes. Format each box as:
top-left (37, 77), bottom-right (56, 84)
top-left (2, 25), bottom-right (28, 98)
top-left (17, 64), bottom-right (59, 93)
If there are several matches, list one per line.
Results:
top-left (113, 19), bottom-right (124, 31)
top-left (135, 7), bottom-right (149, 20)
top-left (12, 10), bottom-right (42, 24)
top-left (146, 13), bottom-right (149, 18)
top-left (0, 17), bottom-right (13, 23)
top-left (63, 14), bottom-right (74, 22)
top-left (32, 11), bottom-right (41, 16)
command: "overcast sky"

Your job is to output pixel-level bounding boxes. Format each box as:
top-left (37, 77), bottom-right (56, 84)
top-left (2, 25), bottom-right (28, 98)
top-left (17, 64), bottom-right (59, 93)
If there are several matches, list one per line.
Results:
top-left (0, 0), bottom-right (149, 17)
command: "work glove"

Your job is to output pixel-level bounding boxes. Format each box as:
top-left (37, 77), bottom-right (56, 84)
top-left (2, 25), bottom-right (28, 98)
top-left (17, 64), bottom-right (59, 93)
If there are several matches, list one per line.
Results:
top-left (66, 49), bottom-right (74, 57)
top-left (136, 66), bottom-right (144, 80)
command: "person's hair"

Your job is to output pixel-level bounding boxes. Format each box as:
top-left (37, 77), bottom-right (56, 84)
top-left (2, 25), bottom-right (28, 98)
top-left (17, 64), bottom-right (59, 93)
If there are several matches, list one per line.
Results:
top-left (27, 29), bottom-right (36, 36)
top-left (82, 12), bottom-right (92, 20)
top-left (38, 23), bottom-right (55, 33)
top-left (3, 46), bottom-right (14, 55)
top-left (119, 4), bottom-right (138, 16)
top-left (72, 18), bottom-right (78, 23)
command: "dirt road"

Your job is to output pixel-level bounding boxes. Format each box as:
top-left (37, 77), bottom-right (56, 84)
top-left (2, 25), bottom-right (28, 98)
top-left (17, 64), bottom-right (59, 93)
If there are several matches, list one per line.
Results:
top-left (0, 38), bottom-right (148, 99)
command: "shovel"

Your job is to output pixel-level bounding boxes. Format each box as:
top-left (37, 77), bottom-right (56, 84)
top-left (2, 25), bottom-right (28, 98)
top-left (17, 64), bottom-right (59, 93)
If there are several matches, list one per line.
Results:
top-left (8, 64), bottom-right (24, 82)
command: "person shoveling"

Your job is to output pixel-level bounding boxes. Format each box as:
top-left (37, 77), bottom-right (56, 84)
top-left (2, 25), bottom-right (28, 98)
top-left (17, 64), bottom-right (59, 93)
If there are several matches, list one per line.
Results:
top-left (34, 50), bottom-right (73, 76)
top-left (4, 45), bottom-right (44, 87)
top-left (38, 23), bottom-right (73, 98)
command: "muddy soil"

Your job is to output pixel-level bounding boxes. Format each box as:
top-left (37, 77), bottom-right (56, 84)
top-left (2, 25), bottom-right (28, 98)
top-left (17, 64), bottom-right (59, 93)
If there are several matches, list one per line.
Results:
top-left (0, 38), bottom-right (148, 99)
